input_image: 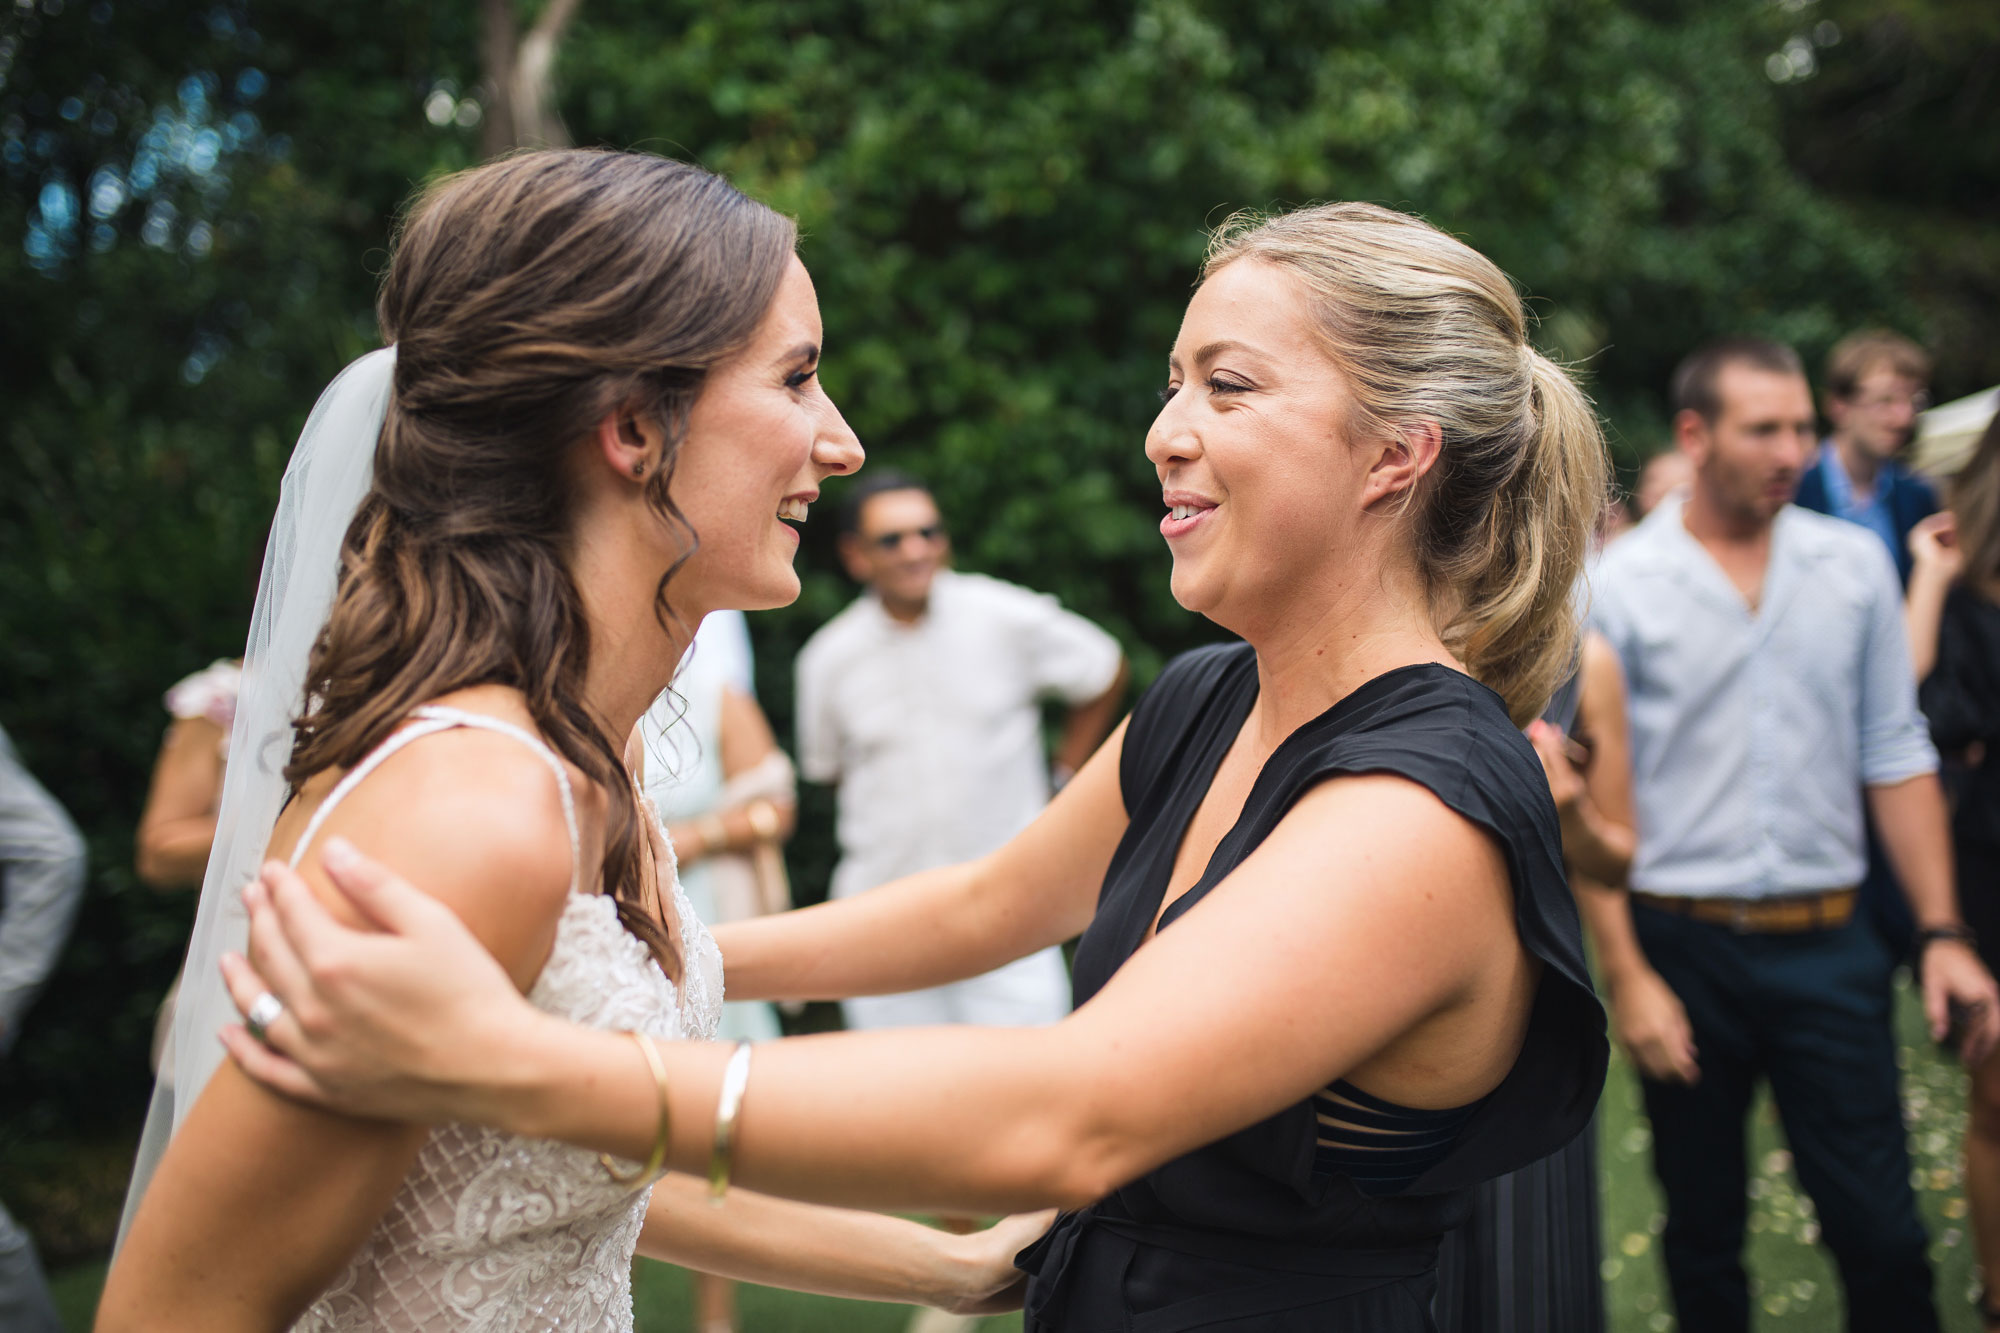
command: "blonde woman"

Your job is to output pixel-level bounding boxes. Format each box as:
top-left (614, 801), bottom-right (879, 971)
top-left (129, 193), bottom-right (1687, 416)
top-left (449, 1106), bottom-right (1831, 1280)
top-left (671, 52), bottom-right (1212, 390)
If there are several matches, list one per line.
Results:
top-left (223, 202), bottom-right (1611, 1331)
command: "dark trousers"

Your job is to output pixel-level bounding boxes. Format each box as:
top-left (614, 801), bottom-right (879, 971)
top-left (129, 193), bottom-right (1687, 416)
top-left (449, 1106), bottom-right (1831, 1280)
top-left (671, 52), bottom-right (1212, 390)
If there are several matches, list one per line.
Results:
top-left (1633, 903), bottom-right (1936, 1333)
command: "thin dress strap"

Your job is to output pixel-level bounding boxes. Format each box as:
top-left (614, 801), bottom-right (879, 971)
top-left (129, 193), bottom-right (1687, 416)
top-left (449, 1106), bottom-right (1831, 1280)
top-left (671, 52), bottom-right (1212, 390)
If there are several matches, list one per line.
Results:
top-left (285, 705), bottom-right (583, 895)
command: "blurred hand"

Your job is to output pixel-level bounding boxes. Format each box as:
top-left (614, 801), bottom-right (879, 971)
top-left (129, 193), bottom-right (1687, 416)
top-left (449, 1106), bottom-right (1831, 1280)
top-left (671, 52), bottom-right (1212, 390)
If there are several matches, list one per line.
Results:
top-left (1908, 511), bottom-right (1962, 580)
top-left (939, 1210), bottom-right (1056, 1315)
top-left (1922, 938), bottom-right (2000, 1066)
top-left (1524, 719), bottom-right (1586, 815)
top-left (1608, 965), bottom-right (1700, 1085)
top-left (218, 837), bottom-right (547, 1124)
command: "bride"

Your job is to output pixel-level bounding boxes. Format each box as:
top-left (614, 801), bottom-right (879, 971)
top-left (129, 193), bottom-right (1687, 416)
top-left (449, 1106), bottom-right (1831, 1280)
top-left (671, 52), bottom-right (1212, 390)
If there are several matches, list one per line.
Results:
top-left (98, 148), bottom-right (1041, 1332)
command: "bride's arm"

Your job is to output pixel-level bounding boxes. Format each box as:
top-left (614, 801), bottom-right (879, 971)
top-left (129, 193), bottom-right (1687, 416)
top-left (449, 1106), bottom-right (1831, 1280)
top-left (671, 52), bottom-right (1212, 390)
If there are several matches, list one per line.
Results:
top-left (99, 733), bottom-right (580, 1333)
top-left (638, 1175), bottom-right (1048, 1313)
top-left (709, 718), bottom-right (1130, 1001)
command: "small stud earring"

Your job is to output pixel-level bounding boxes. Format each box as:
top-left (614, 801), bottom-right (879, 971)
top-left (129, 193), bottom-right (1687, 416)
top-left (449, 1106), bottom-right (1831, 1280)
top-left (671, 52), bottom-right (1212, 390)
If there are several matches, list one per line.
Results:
top-left (632, 461), bottom-right (646, 479)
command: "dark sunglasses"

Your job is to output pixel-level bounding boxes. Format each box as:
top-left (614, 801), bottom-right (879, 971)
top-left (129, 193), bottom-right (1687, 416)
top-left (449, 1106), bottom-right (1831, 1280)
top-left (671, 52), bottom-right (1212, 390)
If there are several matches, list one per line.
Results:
top-left (868, 524), bottom-right (945, 551)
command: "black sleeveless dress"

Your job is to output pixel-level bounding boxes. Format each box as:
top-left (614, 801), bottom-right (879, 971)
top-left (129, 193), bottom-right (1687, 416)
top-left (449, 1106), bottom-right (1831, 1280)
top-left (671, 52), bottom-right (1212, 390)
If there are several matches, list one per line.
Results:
top-left (1016, 644), bottom-right (1608, 1331)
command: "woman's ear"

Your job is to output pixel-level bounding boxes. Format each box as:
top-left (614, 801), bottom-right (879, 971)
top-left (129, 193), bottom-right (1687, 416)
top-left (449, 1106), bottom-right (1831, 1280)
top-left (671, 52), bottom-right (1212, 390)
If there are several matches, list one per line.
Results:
top-left (591, 402), bottom-right (667, 483)
top-left (1361, 418), bottom-right (1444, 509)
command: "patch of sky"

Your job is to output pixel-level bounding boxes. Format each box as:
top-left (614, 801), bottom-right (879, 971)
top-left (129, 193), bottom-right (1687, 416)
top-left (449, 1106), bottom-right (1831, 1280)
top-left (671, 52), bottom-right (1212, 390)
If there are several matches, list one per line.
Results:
top-left (187, 125), bottom-right (222, 173)
top-left (224, 109), bottom-right (259, 150)
top-left (87, 164), bottom-right (125, 218)
top-left (38, 178), bottom-right (77, 233)
top-left (181, 331), bottom-right (227, 384)
top-left (23, 45), bottom-right (265, 272)
top-left (141, 197), bottom-right (176, 248)
top-left (25, 178), bottom-right (78, 269)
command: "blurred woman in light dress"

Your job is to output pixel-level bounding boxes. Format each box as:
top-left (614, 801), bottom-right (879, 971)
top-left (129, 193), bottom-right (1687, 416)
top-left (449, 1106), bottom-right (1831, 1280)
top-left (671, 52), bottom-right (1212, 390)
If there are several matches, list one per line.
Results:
top-left (636, 607), bottom-right (793, 1333)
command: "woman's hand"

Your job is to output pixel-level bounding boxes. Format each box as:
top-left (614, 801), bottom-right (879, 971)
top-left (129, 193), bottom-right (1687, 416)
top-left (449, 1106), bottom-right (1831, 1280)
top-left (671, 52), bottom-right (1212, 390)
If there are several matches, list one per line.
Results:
top-left (1524, 719), bottom-right (1586, 814)
top-left (937, 1211), bottom-right (1056, 1315)
top-left (1908, 511), bottom-right (1963, 581)
top-left (218, 837), bottom-right (554, 1124)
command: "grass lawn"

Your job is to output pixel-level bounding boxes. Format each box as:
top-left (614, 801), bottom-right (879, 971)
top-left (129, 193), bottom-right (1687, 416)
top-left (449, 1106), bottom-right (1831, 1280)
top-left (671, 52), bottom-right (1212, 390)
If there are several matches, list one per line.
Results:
top-left (1600, 970), bottom-right (1980, 1331)
top-left (39, 977), bottom-right (1984, 1331)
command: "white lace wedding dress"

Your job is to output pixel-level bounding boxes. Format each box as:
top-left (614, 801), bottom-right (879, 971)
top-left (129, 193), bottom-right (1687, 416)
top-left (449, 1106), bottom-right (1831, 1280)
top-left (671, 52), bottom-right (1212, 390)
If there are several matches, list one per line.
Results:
top-left (280, 706), bottom-right (724, 1333)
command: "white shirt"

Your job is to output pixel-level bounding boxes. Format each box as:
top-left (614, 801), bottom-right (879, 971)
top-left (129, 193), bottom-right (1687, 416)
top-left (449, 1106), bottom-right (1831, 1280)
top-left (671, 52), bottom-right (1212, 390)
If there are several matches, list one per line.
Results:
top-left (796, 570), bottom-right (1123, 899)
top-left (1590, 498), bottom-right (1937, 898)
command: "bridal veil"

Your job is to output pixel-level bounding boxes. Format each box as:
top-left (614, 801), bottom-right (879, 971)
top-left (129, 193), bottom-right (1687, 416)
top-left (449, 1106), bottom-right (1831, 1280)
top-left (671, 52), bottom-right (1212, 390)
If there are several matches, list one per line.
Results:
top-left (116, 347), bottom-right (396, 1246)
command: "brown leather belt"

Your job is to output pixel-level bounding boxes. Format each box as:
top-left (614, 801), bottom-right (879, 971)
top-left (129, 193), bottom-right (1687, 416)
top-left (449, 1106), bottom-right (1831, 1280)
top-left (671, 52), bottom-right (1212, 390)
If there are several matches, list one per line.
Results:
top-left (1631, 888), bottom-right (1857, 934)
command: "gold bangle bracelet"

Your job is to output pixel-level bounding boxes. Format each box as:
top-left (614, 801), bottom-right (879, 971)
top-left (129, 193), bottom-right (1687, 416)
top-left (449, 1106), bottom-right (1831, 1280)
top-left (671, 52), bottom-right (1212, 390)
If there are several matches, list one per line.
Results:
top-left (600, 1031), bottom-right (671, 1190)
top-left (708, 1040), bottom-right (754, 1204)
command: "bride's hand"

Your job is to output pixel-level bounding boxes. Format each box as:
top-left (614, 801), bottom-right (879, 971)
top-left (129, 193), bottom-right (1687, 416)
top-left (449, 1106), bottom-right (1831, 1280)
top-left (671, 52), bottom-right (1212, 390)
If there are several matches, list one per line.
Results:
top-left (218, 837), bottom-right (555, 1124)
top-left (937, 1210), bottom-right (1056, 1315)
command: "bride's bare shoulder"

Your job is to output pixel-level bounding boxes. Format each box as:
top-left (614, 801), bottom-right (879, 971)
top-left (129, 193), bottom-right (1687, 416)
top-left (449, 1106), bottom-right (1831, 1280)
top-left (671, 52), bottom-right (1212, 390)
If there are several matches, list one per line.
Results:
top-left (281, 686), bottom-right (598, 989)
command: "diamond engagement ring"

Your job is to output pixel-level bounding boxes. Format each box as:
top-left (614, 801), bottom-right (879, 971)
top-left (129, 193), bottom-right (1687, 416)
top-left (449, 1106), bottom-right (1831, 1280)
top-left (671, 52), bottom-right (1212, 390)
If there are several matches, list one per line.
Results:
top-left (245, 991), bottom-right (285, 1045)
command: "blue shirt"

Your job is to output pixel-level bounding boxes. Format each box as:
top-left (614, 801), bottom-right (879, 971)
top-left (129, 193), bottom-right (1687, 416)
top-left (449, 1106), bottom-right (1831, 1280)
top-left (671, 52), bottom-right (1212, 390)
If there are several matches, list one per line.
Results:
top-left (1590, 498), bottom-right (1936, 898)
top-left (1814, 444), bottom-right (1901, 559)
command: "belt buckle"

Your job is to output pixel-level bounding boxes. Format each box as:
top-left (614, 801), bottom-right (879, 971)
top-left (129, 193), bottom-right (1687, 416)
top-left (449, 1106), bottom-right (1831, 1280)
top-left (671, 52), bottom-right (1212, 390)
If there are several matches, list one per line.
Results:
top-left (1729, 899), bottom-right (1754, 933)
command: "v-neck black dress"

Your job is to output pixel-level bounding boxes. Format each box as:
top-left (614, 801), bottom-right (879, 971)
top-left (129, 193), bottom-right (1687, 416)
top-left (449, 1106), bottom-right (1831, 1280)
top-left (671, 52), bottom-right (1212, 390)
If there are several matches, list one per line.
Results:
top-left (1016, 644), bottom-right (1608, 1332)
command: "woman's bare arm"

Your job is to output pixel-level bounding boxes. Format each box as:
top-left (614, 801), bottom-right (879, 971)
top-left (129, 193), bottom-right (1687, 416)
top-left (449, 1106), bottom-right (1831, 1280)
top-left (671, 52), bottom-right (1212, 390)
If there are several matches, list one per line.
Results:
top-left (1567, 632), bottom-right (1637, 883)
top-left (226, 771), bottom-right (1527, 1218)
top-left (711, 717), bottom-right (1130, 1002)
top-left (101, 728), bottom-right (580, 1333)
top-left (638, 1174), bottom-right (1049, 1312)
top-left (1525, 633), bottom-right (1635, 887)
top-left (135, 717), bottom-right (227, 890)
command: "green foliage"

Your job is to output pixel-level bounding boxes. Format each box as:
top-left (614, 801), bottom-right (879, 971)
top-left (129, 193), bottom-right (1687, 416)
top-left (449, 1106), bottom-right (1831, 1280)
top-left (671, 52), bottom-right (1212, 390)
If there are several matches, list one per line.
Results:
top-left (0, 0), bottom-right (1989, 1157)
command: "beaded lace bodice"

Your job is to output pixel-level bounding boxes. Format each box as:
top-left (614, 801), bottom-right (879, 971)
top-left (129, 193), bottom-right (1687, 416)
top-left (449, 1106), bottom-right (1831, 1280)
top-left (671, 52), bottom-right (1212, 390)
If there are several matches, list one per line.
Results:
top-left (287, 707), bottom-right (723, 1333)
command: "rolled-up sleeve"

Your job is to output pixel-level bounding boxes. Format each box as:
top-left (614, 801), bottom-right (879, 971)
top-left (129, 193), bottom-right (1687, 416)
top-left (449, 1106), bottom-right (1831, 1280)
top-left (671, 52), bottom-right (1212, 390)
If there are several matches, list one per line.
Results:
top-left (1013, 590), bottom-right (1123, 704)
top-left (0, 727), bottom-right (86, 1053)
top-left (1856, 543), bottom-right (1939, 786)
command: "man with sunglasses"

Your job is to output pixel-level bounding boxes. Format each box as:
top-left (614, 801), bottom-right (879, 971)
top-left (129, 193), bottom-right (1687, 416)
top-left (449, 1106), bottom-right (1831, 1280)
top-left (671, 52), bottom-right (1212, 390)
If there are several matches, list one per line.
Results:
top-left (796, 470), bottom-right (1126, 1034)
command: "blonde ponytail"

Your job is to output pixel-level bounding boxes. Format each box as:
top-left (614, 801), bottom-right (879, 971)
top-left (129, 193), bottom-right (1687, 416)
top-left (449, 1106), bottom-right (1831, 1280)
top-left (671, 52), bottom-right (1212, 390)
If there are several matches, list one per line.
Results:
top-left (1204, 205), bottom-right (1609, 724)
top-left (1447, 350), bottom-right (1607, 724)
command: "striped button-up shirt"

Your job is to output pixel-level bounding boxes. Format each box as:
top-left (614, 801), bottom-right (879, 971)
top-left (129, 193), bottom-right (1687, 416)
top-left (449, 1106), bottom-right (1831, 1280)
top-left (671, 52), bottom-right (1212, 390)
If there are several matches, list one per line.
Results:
top-left (1590, 497), bottom-right (1936, 899)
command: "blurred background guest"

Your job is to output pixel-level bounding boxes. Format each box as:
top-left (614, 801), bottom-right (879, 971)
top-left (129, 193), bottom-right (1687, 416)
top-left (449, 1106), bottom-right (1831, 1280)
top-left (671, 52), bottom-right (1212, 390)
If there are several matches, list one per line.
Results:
top-left (1799, 329), bottom-right (1938, 585)
top-left (0, 723), bottom-right (86, 1333)
top-left (1797, 330), bottom-right (1942, 957)
top-left (1908, 410), bottom-right (2000, 1328)
top-left (133, 659), bottom-right (238, 1077)
top-left (638, 607), bottom-right (792, 1042)
top-left (638, 608), bottom-right (795, 1333)
top-left (796, 471), bottom-right (1125, 1035)
top-left (1590, 337), bottom-right (1997, 1332)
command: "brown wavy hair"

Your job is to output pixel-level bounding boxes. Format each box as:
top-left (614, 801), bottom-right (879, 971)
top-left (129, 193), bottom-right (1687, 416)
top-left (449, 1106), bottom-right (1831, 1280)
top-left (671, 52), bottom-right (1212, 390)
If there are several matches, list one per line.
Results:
top-left (286, 150), bottom-right (797, 974)
top-left (1204, 203), bottom-right (1609, 725)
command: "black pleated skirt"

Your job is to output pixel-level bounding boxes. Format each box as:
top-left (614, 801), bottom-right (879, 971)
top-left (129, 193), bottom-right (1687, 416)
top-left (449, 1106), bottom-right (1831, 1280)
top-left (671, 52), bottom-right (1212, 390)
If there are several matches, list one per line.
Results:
top-left (1433, 1121), bottom-right (1604, 1333)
